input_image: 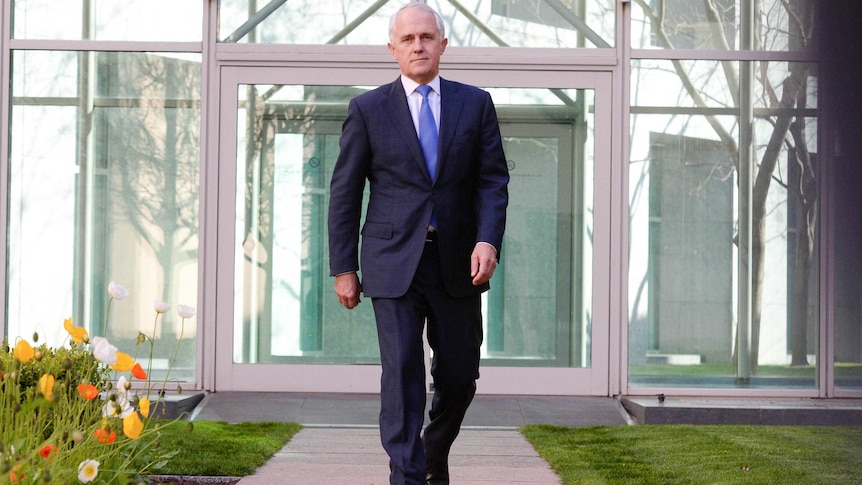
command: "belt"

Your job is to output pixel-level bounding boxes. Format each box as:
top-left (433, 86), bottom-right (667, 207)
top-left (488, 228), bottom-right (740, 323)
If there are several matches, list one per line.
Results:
top-left (425, 230), bottom-right (438, 243)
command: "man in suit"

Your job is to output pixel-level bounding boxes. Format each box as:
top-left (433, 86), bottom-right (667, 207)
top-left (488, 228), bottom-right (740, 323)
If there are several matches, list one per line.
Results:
top-left (328, 2), bottom-right (509, 483)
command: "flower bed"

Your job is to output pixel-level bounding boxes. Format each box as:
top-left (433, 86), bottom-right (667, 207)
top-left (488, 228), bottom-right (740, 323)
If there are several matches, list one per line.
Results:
top-left (1, 282), bottom-right (195, 483)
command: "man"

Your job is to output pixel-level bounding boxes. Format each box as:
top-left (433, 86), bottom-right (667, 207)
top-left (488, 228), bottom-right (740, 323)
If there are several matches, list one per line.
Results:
top-left (328, 2), bottom-right (509, 484)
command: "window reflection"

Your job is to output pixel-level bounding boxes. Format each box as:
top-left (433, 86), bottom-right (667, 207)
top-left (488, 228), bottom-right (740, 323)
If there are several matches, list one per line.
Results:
top-left (631, 0), bottom-right (815, 52)
top-left (218, 0), bottom-right (615, 47)
top-left (233, 84), bottom-right (594, 369)
top-left (12, 0), bottom-right (202, 41)
top-left (7, 51), bottom-right (201, 382)
top-left (628, 58), bottom-right (821, 388)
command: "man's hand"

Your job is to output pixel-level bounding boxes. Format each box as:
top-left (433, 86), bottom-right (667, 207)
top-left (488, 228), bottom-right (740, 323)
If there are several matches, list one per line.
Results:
top-left (335, 272), bottom-right (362, 309)
top-left (470, 243), bottom-right (498, 286)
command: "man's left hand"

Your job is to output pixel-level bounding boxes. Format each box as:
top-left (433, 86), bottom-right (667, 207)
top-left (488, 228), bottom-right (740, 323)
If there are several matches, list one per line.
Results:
top-left (470, 243), bottom-right (498, 286)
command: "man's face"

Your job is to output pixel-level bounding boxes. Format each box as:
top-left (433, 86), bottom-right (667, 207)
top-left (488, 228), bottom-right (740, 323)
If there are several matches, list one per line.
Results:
top-left (387, 7), bottom-right (448, 85)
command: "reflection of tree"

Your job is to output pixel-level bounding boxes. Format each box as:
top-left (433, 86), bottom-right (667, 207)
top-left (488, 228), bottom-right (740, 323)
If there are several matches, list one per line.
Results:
top-left (634, 0), bottom-right (816, 373)
top-left (107, 53), bottom-right (200, 308)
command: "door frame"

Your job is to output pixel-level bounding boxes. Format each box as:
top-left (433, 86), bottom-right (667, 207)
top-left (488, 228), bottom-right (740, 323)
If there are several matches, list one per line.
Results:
top-left (212, 64), bottom-right (614, 396)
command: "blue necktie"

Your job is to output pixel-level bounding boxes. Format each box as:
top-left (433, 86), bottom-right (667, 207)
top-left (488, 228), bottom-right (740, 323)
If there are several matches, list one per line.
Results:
top-left (416, 85), bottom-right (438, 182)
top-left (417, 85), bottom-right (438, 229)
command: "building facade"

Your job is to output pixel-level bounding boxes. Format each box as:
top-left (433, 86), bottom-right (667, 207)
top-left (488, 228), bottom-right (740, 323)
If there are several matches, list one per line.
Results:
top-left (2, 0), bottom-right (860, 399)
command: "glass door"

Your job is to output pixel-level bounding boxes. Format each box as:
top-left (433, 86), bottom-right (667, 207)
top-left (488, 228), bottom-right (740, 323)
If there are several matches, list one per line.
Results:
top-left (215, 66), bottom-right (611, 395)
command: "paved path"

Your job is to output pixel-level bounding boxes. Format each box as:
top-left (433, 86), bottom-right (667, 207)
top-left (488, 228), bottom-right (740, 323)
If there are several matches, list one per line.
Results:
top-left (237, 427), bottom-right (561, 485)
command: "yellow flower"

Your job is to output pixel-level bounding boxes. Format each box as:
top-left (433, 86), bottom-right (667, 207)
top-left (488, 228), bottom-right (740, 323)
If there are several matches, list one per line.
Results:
top-left (110, 352), bottom-right (135, 372)
top-left (13, 339), bottom-right (34, 362)
top-left (64, 317), bottom-right (89, 345)
top-left (39, 374), bottom-right (55, 400)
top-left (123, 412), bottom-right (144, 439)
top-left (140, 397), bottom-right (151, 418)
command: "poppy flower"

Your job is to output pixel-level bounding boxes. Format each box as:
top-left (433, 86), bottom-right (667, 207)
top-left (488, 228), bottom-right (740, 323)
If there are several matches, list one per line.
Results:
top-left (78, 460), bottom-right (100, 483)
top-left (177, 304), bottom-right (196, 319)
top-left (39, 444), bottom-right (58, 459)
top-left (107, 281), bottom-right (129, 300)
top-left (13, 339), bottom-right (34, 363)
top-left (90, 337), bottom-right (118, 365)
top-left (154, 300), bottom-right (171, 313)
top-left (131, 363), bottom-right (147, 380)
top-left (9, 465), bottom-right (24, 483)
top-left (39, 374), bottom-right (55, 400)
top-left (139, 397), bottom-right (151, 418)
top-left (77, 383), bottom-right (100, 400)
top-left (123, 412), bottom-right (144, 439)
top-left (64, 317), bottom-right (89, 345)
top-left (93, 428), bottom-right (117, 444)
top-left (110, 351), bottom-right (135, 372)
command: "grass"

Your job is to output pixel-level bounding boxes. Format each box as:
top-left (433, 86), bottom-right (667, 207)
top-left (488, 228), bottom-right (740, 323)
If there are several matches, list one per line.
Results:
top-left (521, 424), bottom-right (862, 484)
top-left (153, 421), bottom-right (302, 477)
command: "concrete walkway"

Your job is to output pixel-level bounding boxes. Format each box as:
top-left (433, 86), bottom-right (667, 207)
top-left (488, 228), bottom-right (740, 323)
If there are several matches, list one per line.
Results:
top-left (237, 427), bottom-right (561, 485)
top-left (191, 392), bottom-right (630, 484)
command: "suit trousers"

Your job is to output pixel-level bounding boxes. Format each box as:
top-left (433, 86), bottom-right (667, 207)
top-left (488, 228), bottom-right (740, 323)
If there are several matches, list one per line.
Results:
top-left (371, 237), bottom-right (483, 485)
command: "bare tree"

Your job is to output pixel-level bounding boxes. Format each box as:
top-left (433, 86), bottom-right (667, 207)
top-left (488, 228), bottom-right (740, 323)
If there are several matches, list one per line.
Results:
top-left (634, 0), bottom-right (816, 372)
top-left (107, 53), bottom-right (200, 316)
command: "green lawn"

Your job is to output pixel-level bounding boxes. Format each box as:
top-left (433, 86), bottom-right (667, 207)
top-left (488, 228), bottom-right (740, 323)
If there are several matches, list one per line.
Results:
top-left (153, 421), bottom-right (302, 477)
top-left (521, 424), bottom-right (862, 484)
top-left (151, 420), bottom-right (862, 484)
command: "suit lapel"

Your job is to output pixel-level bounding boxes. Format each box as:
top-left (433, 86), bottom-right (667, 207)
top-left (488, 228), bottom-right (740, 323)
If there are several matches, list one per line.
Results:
top-left (438, 78), bottom-right (463, 181)
top-left (382, 78), bottom-right (430, 181)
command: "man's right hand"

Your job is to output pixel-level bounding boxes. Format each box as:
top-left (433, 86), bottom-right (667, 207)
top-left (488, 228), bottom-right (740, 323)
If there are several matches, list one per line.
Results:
top-left (334, 272), bottom-right (362, 309)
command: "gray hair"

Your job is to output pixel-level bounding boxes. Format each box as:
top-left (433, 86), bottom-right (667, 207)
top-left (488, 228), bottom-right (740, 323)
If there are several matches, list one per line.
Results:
top-left (389, 2), bottom-right (446, 43)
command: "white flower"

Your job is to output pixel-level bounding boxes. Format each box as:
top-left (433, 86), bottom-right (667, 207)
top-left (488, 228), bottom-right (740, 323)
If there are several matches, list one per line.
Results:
top-left (102, 395), bottom-right (133, 418)
top-left (154, 299), bottom-right (171, 313)
top-left (177, 304), bottom-right (196, 319)
top-left (78, 459), bottom-right (99, 483)
top-left (108, 281), bottom-right (129, 300)
top-left (90, 336), bottom-right (119, 365)
top-left (102, 377), bottom-right (133, 418)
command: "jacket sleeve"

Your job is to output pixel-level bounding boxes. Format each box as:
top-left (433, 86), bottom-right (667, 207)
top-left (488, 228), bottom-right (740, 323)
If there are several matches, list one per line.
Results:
top-left (473, 90), bottom-right (510, 258)
top-left (327, 98), bottom-right (370, 276)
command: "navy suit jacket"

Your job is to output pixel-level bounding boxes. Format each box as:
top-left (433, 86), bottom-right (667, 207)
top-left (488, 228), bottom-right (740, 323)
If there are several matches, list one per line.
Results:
top-left (328, 77), bottom-right (509, 298)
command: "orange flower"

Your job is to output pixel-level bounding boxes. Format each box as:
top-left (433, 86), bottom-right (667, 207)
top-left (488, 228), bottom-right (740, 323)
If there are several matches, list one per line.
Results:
top-left (77, 383), bottom-right (100, 400)
top-left (39, 374), bottom-right (55, 400)
top-left (39, 444), bottom-right (58, 459)
top-left (131, 363), bottom-right (147, 380)
top-left (110, 352), bottom-right (135, 372)
top-left (64, 317), bottom-right (89, 345)
top-left (123, 412), bottom-right (144, 439)
top-left (93, 428), bottom-right (117, 444)
top-left (139, 397), bottom-right (151, 418)
top-left (9, 465), bottom-right (24, 483)
top-left (13, 339), bottom-right (34, 363)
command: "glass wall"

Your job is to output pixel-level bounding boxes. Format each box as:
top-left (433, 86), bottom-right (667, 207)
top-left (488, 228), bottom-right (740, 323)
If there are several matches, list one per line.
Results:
top-left (218, 0), bottom-right (615, 47)
top-left (12, 0), bottom-right (201, 41)
top-left (5, 0), bottom-right (203, 382)
top-left (628, 0), bottom-right (823, 389)
top-left (630, 0), bottom-right (812, 51)
top-left (232, 83), bottom-right (595, 370)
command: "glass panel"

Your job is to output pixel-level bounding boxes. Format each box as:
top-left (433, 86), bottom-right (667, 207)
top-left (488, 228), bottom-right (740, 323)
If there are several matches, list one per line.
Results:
top-left (834, 146), bottom-right (862, 390)
top-left (7, 50), bottom-right (202, 382)
top-left (233, 84), bottom-right (594, 369)
top-left (218, 0), bottom-right (614, 48)
top-left (12, 0), bottom-right (202, 41)
top-left (631, 0), bottom-right (815, 51)
top-left (628, 59), bottom-right (818, 388)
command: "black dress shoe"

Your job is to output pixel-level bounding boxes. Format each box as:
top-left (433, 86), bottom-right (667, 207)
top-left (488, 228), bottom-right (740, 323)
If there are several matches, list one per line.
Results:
top-left (425, 460), bottom-right (450, 485)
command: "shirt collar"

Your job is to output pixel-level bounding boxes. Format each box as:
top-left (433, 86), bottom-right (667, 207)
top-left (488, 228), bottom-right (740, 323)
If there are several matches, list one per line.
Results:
top-left (401, 75), bottom-right (441, 96)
